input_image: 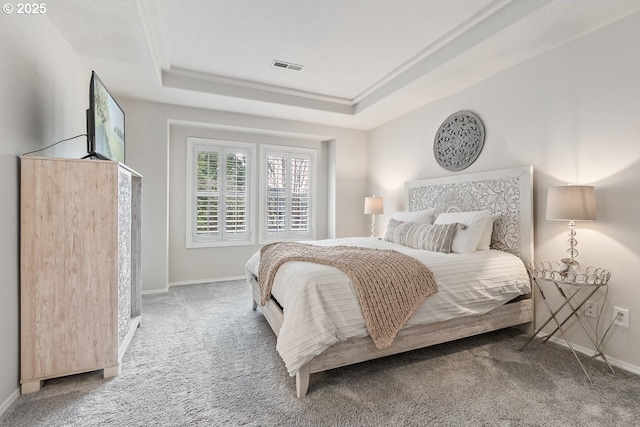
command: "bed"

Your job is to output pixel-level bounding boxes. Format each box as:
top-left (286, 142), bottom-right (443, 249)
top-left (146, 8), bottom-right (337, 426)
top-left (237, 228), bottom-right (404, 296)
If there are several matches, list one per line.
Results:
top-left (246, 166), bottom-right (534, 398)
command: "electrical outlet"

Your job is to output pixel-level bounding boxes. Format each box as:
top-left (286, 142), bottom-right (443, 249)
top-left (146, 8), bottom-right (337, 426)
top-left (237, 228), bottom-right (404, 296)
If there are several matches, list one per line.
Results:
top-left (584, 301), bottom-right (598, 319)
top-left (613, 307), bottom-right (630, 328)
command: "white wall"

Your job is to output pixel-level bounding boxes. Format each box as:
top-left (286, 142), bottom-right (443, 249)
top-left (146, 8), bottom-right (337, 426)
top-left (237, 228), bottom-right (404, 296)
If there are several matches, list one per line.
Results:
top-left (118, 99), bottom-right (369, 288)
top-left (367, 12), bottom-right (640, 371)
top-left (0, 15), bottom-right (90, 411)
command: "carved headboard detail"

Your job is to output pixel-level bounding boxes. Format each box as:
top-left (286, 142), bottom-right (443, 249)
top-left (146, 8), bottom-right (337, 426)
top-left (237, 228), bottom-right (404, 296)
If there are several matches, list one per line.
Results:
top-left (405, 166), bottom-right (533, 263)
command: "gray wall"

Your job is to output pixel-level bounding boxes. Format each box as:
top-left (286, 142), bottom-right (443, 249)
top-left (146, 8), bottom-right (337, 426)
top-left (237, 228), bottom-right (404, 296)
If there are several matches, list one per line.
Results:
top-left (367, 12), bottom-right (640, 372)
top-left (168, 124), bottom-right (327, 284)
top-left (0, 15), bottom-right (90, 409)
top-left (119, 99), bottom-right (369, 289)
top-left (0, 14), bottom-right (368, 407)
top-left (5, 5), bottom-right (637, 412)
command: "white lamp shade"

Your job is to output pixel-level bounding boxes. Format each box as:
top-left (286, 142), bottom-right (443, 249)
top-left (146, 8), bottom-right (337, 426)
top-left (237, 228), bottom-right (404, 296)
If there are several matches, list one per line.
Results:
top-left (546, 185), bottom-right (596, 221)
top-left (364, 196), bottom-right (384, 215)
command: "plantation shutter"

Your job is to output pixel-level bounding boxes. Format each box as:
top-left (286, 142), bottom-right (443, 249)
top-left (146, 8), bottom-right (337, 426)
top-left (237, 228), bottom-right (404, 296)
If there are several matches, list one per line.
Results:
top-left (266, 154), bottom-right (287, 234)
top-left (264, 149), bottom-right (313, 240)
top-left (196, 148), bottom-right (220, 236)
top-left (224, 150), bottom-right (248, 237)
top-left (190, 141), bottom-right (252, 245)
top-left (291, 155), bottom-right (310, 233)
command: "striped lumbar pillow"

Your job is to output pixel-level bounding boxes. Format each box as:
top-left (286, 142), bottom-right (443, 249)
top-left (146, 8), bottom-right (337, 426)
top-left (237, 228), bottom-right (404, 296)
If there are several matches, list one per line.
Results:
top-left (384, 219), bottom-right (459, 253)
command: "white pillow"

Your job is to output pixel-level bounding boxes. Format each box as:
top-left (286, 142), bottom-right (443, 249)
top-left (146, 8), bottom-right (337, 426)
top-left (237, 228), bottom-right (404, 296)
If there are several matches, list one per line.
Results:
top-left (434, 210), bottom-right (491, 253)
top-left (477, 214), bottom-right (500, 251)
top-left (391, 209), bottom-right (435, 225)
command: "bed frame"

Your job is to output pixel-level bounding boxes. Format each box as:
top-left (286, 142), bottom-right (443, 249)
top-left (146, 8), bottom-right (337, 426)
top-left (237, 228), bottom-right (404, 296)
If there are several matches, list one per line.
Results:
top-left (251, 166), bottom-right (534, 398)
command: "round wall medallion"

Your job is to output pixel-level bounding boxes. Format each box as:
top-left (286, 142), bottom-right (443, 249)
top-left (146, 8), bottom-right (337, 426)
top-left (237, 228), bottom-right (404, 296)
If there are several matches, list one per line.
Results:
top-left (434, 111), bottom-right (485, 171)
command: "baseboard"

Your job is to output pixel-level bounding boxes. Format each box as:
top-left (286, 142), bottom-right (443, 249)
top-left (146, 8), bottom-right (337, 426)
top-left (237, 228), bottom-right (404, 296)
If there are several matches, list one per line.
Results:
top-left (142, 276), bottom-right (247, 295)
top-left (168, 276), bottom-right (245, 289)
top-left (118, 315), bottom-right (142, 363)
top-left (141, 287), bottom-right (169, 295)
top-left (0, 388), bottom-right (20, 418)
top-left (543, 334), bottom-right (640, 376)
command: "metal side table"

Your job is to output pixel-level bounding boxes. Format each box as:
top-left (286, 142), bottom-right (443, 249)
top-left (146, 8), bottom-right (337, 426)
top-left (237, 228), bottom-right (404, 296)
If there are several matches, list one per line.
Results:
top-left (519, 261), bottom-right (615, 383)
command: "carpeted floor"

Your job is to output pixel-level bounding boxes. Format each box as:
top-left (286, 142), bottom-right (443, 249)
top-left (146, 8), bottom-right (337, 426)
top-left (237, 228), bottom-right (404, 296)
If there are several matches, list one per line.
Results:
top-left (2, 280), bottom-right (639, 427)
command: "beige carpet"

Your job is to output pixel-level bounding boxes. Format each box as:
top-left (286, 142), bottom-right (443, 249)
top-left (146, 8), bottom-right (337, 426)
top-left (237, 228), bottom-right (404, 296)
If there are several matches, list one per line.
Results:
top-left (2, 280), bottom-right (639, 426)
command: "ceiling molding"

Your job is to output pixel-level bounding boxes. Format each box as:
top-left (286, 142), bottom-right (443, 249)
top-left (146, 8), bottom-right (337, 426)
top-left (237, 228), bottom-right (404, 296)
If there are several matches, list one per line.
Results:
top-left (353, 0), bottom-right (515, 104)
top-left (354, 0), bottom-right (553, 113)
top-left (149, 0), bottom-right (553, 117)
top-left (168, 119), bottom-right (333, 141)
top-left (136, 0), bottom-right (169, 85)
top-left (162, 68), bottom-right (355, 114)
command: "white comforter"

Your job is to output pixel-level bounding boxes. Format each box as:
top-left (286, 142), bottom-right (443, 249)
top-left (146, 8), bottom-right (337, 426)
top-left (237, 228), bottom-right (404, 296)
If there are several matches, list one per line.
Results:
top-left (245, 237), bottom-right (531, 376)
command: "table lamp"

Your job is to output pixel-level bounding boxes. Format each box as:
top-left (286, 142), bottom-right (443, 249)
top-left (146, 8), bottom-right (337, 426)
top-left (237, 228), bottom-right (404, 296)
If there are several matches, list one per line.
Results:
top-left (546, 185), bottom-right (596, 266)
top-left (364, 196), bottom-right (384, 237)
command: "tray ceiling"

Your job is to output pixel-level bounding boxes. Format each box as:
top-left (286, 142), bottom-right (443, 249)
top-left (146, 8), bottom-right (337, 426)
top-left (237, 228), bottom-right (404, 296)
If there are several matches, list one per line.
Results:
top-left (46, 0), bottom-right (640, 130)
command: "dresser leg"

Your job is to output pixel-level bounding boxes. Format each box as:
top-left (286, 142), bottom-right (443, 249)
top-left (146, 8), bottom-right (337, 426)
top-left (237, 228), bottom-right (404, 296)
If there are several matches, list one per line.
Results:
top-left (21, 380), bottom-right (42, 394)
top-left (103, 366), bottom-right (120, 378)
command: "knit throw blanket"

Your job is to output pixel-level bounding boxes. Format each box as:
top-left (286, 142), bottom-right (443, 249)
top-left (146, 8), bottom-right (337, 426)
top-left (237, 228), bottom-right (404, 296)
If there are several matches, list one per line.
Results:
top-left (258, 242), bottom-right (438, 349)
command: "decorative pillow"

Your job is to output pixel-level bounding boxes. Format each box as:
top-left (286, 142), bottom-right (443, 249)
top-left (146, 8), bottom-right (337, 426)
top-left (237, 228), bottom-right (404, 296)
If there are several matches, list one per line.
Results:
top-left (419, 222), bottom-right (460, 253)
top-left (391, 209), bottom-right (435, 225)
top-left (384, 218), bottom-right (459, 253)
top-left (434, 210), bottom-right (491, 253)
top-left (477, 214), bottom-right (500, 251)
top-left (383, 218), bottom-right (408, 244)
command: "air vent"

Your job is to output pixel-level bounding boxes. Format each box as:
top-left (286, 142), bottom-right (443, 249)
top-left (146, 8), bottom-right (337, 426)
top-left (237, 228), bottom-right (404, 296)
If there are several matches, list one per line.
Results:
top-left (272, 60), bottom-right (304, 71)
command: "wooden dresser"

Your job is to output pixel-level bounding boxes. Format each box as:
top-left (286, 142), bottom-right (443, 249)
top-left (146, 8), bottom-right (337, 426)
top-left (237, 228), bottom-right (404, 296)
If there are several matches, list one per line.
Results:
top-left (20, 157), bottom-right (142, 394)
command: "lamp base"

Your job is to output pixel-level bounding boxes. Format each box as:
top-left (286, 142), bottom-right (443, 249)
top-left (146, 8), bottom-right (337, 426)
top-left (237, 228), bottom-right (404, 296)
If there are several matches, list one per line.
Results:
top-left (564, 220), bottom-right (580, 266)
top-left (370, 214), bottom-right (376, 237)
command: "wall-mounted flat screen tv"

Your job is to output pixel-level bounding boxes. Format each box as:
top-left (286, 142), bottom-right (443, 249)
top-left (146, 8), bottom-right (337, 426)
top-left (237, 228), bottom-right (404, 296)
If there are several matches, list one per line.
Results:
top-left (86, 71), bottom-right (125, 163)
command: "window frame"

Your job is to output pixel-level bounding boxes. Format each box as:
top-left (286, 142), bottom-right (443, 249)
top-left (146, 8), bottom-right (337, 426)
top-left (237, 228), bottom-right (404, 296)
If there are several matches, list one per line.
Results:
top-left (186, 137), bottom-right (256, 248)
top-left (259, 144), bottom-right (317, 243)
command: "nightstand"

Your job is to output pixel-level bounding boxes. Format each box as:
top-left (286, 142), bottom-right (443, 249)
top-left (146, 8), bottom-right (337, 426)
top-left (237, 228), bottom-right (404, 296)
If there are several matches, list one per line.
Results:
top-left (519, 261), bottom-right (615, 383)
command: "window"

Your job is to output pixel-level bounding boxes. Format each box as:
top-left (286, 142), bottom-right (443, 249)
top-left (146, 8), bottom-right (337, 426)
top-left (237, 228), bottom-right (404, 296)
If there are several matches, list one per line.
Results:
top-left (186, 138), bottom-right (255, 247)
top-left (261, 145), bottom-right (316, 241)
top-left (186, 139), bottom-right (316, 247)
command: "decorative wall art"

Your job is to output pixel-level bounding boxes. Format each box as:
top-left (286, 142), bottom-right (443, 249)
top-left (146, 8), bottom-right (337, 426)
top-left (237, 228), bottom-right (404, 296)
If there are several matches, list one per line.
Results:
top-left (433, 111), bottom-right (485, 171)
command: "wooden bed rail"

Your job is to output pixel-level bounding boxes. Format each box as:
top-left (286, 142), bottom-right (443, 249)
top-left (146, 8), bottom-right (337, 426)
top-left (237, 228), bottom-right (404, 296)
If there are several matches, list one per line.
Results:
top-left (251, 277), bottom-right (533, 398)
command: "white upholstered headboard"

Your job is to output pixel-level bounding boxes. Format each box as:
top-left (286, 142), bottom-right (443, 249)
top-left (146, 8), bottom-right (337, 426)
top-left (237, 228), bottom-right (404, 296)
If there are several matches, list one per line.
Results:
top-left (405, 166), bottom-right (533, 264)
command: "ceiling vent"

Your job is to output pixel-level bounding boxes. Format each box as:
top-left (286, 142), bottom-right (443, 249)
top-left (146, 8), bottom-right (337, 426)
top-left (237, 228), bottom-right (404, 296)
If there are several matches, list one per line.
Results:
top-left (272, 60), bottom-right (304, 71)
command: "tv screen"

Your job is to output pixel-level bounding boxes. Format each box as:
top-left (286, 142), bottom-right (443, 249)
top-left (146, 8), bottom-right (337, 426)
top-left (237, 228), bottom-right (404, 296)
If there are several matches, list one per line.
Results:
top-left (87, 71), bottom-right (125, 163)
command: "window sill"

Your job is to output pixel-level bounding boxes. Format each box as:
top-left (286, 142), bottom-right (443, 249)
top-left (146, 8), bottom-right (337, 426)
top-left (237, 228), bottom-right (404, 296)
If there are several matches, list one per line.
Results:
top-left (186, 240), bottom-right (255, 249)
